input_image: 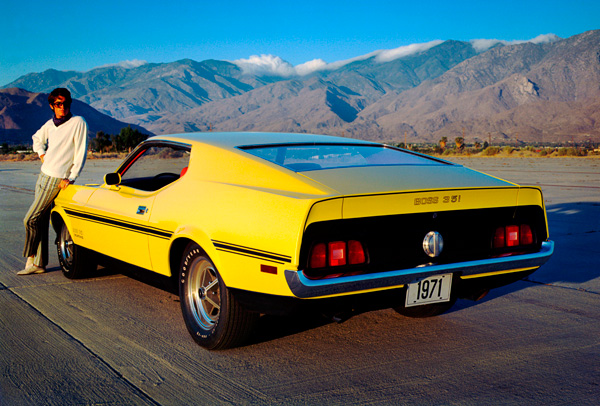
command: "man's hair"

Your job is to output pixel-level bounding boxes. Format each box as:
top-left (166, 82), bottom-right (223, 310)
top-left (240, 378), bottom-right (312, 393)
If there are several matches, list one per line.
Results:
top-left (48, 88), bottom-right (72, 108)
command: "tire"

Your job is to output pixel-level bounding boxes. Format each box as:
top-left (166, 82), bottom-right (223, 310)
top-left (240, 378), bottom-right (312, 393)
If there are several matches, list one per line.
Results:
top-left (393, 297), bottom-right (457, 318)
top-left (56, 222), bottom-right (97, 279)
top-left (179, 243), bottom-right (258, 350)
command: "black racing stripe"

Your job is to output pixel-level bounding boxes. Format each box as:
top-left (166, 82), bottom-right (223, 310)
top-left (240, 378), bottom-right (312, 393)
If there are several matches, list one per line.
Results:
top-left (212, 240), bottom-right (291, 263)
top-left (64, 208), bottom-right (173, 239)
top-left (214, 248), bottom-right (287, 264)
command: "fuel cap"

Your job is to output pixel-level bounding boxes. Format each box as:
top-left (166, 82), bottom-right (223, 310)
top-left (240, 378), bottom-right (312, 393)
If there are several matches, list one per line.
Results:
top-left (423, 231), bottom-right (444, 258)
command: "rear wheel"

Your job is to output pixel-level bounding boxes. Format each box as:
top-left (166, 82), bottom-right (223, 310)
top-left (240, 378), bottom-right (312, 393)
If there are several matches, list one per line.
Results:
top-left (56, 222), bottom-right (97, 279)
top-left (179, 243), bottom-right (257, 349)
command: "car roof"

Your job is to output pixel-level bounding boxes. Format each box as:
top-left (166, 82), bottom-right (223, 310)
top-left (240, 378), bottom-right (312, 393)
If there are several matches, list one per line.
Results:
top-left (147, 131), bottom-right (379, 149)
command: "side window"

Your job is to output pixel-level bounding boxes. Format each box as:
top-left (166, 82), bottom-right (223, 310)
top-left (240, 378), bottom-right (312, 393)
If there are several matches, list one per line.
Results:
top-left (119, 144), bottom-right (190, 191)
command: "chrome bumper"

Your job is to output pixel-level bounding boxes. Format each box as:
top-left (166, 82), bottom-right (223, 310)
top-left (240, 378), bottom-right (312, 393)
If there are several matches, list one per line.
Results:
top-left (285, 241), bottom-right (554, 298)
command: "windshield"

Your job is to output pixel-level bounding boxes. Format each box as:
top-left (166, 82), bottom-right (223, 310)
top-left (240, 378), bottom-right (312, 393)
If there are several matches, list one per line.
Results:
top-left (240, 143), bottom-right (447, 172)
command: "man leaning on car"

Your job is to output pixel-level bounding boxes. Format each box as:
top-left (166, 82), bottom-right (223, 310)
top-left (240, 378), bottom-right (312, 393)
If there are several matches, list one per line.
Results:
top-left (18, 88), bottom-right (88, 275)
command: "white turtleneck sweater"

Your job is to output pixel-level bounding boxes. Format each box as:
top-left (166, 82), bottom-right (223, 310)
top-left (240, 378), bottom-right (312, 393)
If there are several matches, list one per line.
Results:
top-left (32, 116), bottom-right (88, 182)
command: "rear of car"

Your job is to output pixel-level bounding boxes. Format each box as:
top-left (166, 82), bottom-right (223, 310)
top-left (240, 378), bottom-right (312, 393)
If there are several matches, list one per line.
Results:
top-left (291, 185), bottom-right (550, 302)
top-left (237, 142), bottom-right (553, 317)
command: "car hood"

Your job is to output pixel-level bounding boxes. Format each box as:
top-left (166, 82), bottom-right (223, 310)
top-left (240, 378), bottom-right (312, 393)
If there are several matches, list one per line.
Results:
top-left (298, 164), bottom-right (517, 196)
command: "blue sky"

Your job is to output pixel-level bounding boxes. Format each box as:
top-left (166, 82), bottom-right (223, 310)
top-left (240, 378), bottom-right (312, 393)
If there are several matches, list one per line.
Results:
top-left (1, 0), bottom-right (598, 86)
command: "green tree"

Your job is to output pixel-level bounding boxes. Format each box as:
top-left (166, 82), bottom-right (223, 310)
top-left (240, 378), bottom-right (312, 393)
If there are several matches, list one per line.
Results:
top-left (111, 133), bottom-right (125, 152)
top-left (118, 126), bottom-right (148, 152)
top-left (92, 131), bottom-right (113, 153)
top-left (455, 137), bottom-right (464, 150)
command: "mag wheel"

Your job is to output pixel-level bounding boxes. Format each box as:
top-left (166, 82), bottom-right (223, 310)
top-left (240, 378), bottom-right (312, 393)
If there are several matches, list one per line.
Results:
top-left (56, 222), bottom-right (96, 279)
top-left (179, 242), bottom-right (257, 350)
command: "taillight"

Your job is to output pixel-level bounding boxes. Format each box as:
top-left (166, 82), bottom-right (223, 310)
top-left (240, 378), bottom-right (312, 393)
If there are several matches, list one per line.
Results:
top-left (309, 240), bottom-right (367, 268)
top-left (520, 224), bottom-right (533, 245)
top-left (493, 227), bottom-right (505, 248)
top-left (493, 224), bottom-right (535, 249)
top-left (348, 240), bottom-right (366, 264)
top-left (506, 225), bottom-right (519, 247)
top-left (329, 241), bottom-right (347, 266)
top-left (310, 243), bottom-right (327, 268)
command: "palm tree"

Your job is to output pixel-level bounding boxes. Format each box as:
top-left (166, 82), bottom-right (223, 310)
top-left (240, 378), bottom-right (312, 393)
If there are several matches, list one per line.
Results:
top-left (439, 136), bottom-right (448, 150)
top-left (455, 137), bottom-right (464, 150)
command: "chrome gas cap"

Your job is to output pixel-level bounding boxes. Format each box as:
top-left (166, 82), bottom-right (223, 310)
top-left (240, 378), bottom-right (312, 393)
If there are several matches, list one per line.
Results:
top-left (423, 231), bottom-right (444, 258)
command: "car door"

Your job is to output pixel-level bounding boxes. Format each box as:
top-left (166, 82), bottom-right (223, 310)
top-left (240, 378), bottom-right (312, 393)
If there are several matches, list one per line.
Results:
top-left (83, 142), bottom-right (190, 270)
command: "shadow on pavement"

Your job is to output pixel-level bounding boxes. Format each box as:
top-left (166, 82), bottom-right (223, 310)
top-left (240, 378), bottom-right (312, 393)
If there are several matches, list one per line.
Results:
top-left (448, 201), bottom-right (600, 313)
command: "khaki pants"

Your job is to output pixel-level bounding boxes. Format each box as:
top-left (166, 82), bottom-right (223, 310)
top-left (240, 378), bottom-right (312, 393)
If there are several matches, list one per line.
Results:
top-left (23, 172), bottom-right (62, 268)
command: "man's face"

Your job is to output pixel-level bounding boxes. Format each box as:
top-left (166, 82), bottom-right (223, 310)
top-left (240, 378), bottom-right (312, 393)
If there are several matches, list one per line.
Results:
top-left (50, 96), bottom-right (70, 119)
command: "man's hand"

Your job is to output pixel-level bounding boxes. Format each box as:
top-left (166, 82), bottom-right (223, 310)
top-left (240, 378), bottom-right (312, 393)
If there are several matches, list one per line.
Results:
top-left (59, 179), bottom-right (72, 190)
top-left (40, 154), bottom-right (45, 163)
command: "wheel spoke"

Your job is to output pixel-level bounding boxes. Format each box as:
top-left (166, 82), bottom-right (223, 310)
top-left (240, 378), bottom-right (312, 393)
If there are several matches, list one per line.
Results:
top-left (204, 297), bottom-right (220, 311)
top-left (205, 278), bottom-right (218, 291)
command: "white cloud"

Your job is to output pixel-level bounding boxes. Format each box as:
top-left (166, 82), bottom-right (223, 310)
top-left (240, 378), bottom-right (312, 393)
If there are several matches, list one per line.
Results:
top-left (470, 39), bottom-right (504, 53)
top-left (94, 59), bottom-right (148, 70)
top-left (233, 34), bottom-right (562, 77)
top-left (232, 55), bottom-right (296, 77)
top-left (529, 33), bottom-right (561, 44)
top-left (233, 40), bottom-right (444, 77)
top-left (294, 59), bottom-right (328, 76)
top-left (322, 51), bottom-right (381, 71)
top-left (470, 34), bottom-right (561, 53)
top-left (375, 40), bottom-right (444, 63)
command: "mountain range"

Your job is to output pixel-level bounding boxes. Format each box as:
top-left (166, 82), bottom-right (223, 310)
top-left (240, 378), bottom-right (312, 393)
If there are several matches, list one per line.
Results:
top-left (0, 88), bottom-right (150, 145)
top-left (3, 29), bottom-right (599, 144)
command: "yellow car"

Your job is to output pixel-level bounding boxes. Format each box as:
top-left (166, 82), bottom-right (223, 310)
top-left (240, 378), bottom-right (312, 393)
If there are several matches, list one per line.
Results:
top-left (51, 132), bottom-right (554, 349)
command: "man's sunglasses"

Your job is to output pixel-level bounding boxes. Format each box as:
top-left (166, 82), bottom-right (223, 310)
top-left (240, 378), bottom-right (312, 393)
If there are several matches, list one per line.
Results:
top-left (52, 102), bottom-right (66, 108)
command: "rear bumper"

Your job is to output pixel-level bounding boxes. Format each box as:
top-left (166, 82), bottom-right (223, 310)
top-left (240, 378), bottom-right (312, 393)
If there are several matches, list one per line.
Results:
top-left (285, 240), bottom-right (554, 299)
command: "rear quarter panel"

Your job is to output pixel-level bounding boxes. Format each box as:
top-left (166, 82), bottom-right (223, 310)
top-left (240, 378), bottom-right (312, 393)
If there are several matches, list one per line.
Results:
top-left (148, 144), bottom-right (334, 295)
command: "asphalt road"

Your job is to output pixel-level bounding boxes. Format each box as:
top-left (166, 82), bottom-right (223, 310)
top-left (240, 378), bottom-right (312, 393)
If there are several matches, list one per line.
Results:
top-left (1, 157), bottom-right (599, 405)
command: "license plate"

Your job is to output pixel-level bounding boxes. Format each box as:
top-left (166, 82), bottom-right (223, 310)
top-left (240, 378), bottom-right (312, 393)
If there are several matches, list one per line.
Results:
top-left (405, 273), bottom-right (452, 307)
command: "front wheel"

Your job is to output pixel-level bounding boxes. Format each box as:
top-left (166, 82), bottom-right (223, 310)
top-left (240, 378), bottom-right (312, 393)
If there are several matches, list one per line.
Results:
top-left (56, 222), bottom-right (97, 279)
top-left (179, 243), bottom-right (258, 350)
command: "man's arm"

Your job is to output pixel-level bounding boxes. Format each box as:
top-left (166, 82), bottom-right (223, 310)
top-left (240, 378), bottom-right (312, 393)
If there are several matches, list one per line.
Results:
top-left (67, 117), bottom-right (89, 183)
top-left (32, 123), bottom-right (49, 160)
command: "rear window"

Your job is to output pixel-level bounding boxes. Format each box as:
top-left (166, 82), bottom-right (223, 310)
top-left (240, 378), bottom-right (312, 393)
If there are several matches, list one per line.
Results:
top-left (239, 143), bottom-right (447, 172)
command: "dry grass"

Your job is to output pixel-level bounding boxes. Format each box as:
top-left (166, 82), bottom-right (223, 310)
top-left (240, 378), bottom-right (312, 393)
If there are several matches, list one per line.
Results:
top-left (0, 152), bottom-right (129, 162)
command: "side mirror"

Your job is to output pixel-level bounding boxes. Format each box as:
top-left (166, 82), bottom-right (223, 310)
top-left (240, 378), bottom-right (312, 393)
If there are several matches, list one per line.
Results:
top-left (104, 172), bottom-right (121, 186)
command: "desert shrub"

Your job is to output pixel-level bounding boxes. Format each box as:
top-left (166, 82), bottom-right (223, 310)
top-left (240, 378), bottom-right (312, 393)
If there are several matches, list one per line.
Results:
top-left (570, 148), bottom-right (587, 156)
top-left (433, 144), bottom-right (444, 154)
top-left (539, 149), bottom-right (548, 156)
top-left (503, 146), bottom-right (514, 154)
top-left (481, 146), bottom-right (500, 156)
